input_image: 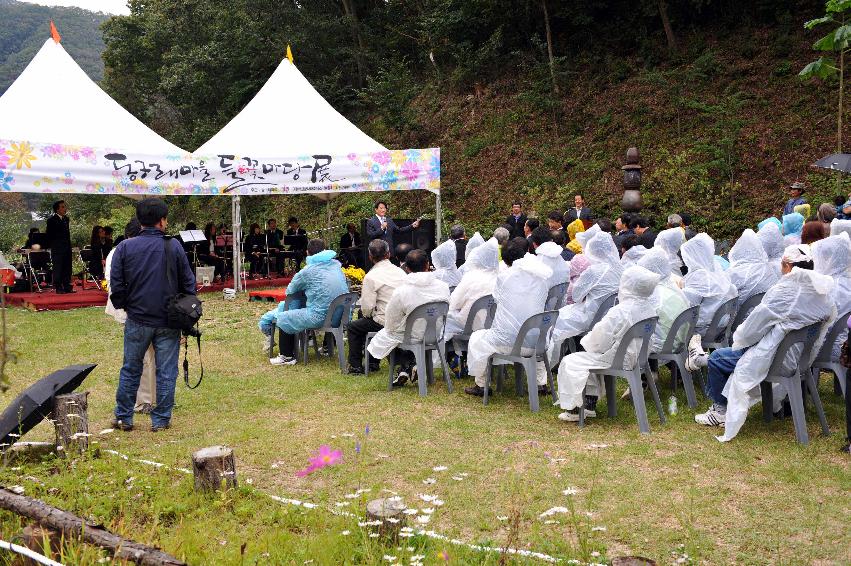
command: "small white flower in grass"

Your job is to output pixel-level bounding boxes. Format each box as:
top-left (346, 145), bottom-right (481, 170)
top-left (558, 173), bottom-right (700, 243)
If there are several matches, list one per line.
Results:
top-left (562, 487), bottom-right (578, 496)
top-left (304, 560), bottom-right (314, 564)
top-left (403, 508), bottom-right (419, 515)
top-left (585, 443), bottom-right (610, 450)
top-left (387, 495), bottom-right (403, 502)
top-left (400, 527), bottom-right (414, 533)
top-left (566, 560), bottom-right (581, 565)
top-left (539, 506), bottom-right (568, 518)
top-left (377, 453), bottom-right (391, 459)
top-left (451, 476), bottom-right (463, 481)
top-left (584, 511), bottom-right (594, 518)
top-left (407, 547), bottom-right (415, 552)
top-left (543, 520), bottom-right (559, 525)
top-left (335, 502), bottom-right (350, 507)
top-left (418, 494), bottom-right (437, 502)
top-left (383, 556), bottom-right (397, 562)
top-left (302, 502), bottom-right (317, 509)
top-left (590, 551), bottom-right (600, 557)
top-left (345, 493), bottom-right (359, 499)
top-left (411, 556), bottom-right (426, 562)
top-left (416, 515), bottom-right (431, 524)
top-left (497, 516), bottom-right (508, 522)
top-left (432, 465), bottom-right (448, 472)
top-left (432, 499), bottom-right (444, 506)
top-left (591, 526), bottom-right (607, 532)
top-left (359, 520), bottom-right (383, 527)
top-left (356, 488), bottom-right (372, 494)
top-left (341, 530), bottom-right (351, 536)
top-left (245, 478), bottom-right (253, 485)
top-left (399, 533), bottom-right (413, 538)
top-left (219, 540), bottom-right (227, 546)
top-left (271, 462), bottom-right (280, 469)
top-left (369, 533), bottom-right (380, 538)
top-left (386, 518), bottom-right (400, 524)
top-left (421, 508), bottom-right (434, 514)
top-left (422, 478), bottom-right (436, 485)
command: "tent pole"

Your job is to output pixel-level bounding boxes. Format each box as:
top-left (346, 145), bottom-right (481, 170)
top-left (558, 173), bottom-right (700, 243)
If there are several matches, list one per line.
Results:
top-left (232, 195), bottom-right (242, 292)
top-left (435, 192), bottom-right (442, 242)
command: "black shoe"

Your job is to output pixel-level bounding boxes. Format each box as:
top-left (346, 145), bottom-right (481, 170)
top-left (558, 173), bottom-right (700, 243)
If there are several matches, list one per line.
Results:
top-left (348, 365), bottom-right (365, 375)
top-left (464, 385), bottom-right (492, 397)
top-left (538, 385), bottom-right (552, 396)
top-left (55, 289), bottom-right (68, 294)
top-left (110, 419), bottom-right (133, 432)
top-left (151, 423), bottom-right (170, 432)
top-left (392, 371), bottom-right (410, 388)
top-left (369, 363), bottom-right (380, 372)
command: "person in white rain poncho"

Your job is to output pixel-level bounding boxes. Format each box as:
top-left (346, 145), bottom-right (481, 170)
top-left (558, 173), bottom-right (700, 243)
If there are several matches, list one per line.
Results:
top-left (653, 227), bottom-right (686, 278)
top-left (757, 221), bottom-right (785, 280)
top-left (464, 238), bottom-right (553, 397)
top-left (535, 241), bottom-right (570, 289)
top-left (444, 240), bottom-right (500, 344)
top-left (458, 231), bottom-right (485, 277)
top-left (620, 244), bottom-right (647, 269)
top-left (637, 249), bottom-right (690, 354)
top-left (681, 233), bottom-right (738, 371)
top-left (694, 244), bottom-right (835, 440)
top-left (813, 233), bottom-right (851, 361)
top-left (830, 218), bottom-right (851, 238)
top-left (727, 229), bottom-right (780, 310)
top-left (551, 231), bottom-right (623, 347)
top-left (367, 249), bottom-right (451, 386)
top-left (556, 266), bottom-right (662, 421)
top-left (430, 239), bottom-right (462, 287)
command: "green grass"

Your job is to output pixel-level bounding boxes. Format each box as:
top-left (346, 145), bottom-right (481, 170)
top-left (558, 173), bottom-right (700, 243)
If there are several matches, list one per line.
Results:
top-left (0, 295), bottom-right (849, 565)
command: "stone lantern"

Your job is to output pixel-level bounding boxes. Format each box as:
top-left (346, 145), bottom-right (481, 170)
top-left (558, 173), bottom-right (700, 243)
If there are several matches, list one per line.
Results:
top-left (620, 147), bottom-right (642, 212)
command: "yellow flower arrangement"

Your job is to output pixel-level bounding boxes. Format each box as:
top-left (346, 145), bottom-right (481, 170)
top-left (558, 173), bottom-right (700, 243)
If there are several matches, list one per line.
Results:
top-left (341, 265), bottom-right (365, 285)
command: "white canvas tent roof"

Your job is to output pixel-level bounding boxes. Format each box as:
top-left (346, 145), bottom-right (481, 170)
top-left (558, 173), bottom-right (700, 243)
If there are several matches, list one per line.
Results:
top-left (0, 38), bottom-right (185, 154)
top-left (196, 58), bottom-right (384, 156)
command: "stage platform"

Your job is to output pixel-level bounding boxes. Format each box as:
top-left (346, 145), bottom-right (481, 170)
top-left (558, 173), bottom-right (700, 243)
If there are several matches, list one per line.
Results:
top-left (5, 275), bottom-right (293, 311)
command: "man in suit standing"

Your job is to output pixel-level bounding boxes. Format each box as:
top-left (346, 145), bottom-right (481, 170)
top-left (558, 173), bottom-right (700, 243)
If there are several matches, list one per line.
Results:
top-left (365, 201), bottom-right (420, 252)
top-left (46, 200), bottom-right (73, 293)
top-left (505, 201), bottom-right (527, 239)
top-left (562, 194), bottom-right (593, 226)
top-left (450, 224), bottom-right (467, 267)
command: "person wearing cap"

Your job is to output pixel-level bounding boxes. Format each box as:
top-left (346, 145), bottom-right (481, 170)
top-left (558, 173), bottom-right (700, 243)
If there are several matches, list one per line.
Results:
top-left (783, 181), bottom-right (807, 216)
top-left (693, 243), bottom-right (834, 433)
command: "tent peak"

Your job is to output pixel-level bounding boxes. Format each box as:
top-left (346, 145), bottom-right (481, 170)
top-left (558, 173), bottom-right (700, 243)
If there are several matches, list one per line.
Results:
top-left (286, 44), bottom-right (294, 64)
top-left (50, 21), bottom-right (61, 44)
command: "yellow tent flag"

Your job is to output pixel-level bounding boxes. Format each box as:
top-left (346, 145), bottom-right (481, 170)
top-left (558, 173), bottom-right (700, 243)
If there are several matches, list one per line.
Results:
top-left (286, 44), bottom-right (294, 64)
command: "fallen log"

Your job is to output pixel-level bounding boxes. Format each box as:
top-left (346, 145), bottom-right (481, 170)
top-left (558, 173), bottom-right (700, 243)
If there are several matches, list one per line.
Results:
top-left (0, 487), bottom-right (185, 565)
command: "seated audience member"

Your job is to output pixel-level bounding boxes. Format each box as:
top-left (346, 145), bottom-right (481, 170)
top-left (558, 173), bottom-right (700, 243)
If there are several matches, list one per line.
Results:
top-left (339, 223), bottom-right (361, 267)
top-left (698, 244), bottom-right (834, 440)
top-left (726, 229), bottom-right (779, 309)
top-left (551, 229), bottom-right (575, 261)
top-left (287, 216), bottom-right (308, 270)
top-left (464, 237), bottom-right (553, 397)
top-left (613, 213), bottom-right (634, 250)
top-left (565, 218), bottom-right (585, 254)
top-left (620, 242), bottom-right (647, 268)
top-left (493, 226), bottom-right (511, 246)
top-left (264, 239), bottom-right (349, 366)
top-left (458, 232), bottom-right (485, 276)
top-left (345, 240), bottom-right (407, 374)
top-left (565, 254), bottom-right (591, 305)
top-left (529, 226), bottom-right (553, 253)
top-left (556, 266), bottom-right (662, 421)
top-left (630, 216), bottom-right (658, 248)
top-left (199, 222), bottom-right (225, 281)
top-left (666, 214), bottom-right (683, 229)
top-left (536, 240), bottom-right (570, 290)
top-left (445, 240), bottom-right (500, 344)
top-left (757, 220), bottom-right (785, 280)
top-left (831, 218), bottom-right (851, 238)
top-left (801, 219), bottom-right (828, 245)
top-left (547, 211), bottom-right (565, 231)
top-left (637, 249), bottom-right (690, 355)
top-left (551, 231), bottom-right (623, 353)
top-left (794, 203), bottom-right (811, 220)
top-left (450, 224), bottom-right (468, 268)
top-left (818, 202), bottom-right (836, 225)
top-left (367, 249), bottom-right (451, 386)
top-left (813, 233), bottom-right (851, 362)
top-left (681, 233), bottom-right (738, 371)
top-left (103, 226), bottom-right (114, 257)
top-left (680, 212), bottom-right (697, 241)
top-left (431, 239), bottom-right (462, 287)
top-left (524, 217), bottom-right (540, 239)
top-left (653, 227), bottom-right (686, 277)
top-left (619, 234), bottom-right (642, 258)
top-left (89, 225), bottom-right (107, 279)
top-left (782, 212), bottom-right (804, 246)
top-left (244, 223), bottom-right (267, 277)
top-left (834, 195), bottom-right (848, 220)
top-left (394, 243), bottom-right (413, 270)
top-left (595, 218), bottom-right (613, 234)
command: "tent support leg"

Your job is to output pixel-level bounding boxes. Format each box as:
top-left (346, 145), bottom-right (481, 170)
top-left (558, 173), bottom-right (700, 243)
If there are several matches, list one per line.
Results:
top-left (232, 195), bottom-right (242, 292)
top-left (435, 192), bottom-right (442, 242)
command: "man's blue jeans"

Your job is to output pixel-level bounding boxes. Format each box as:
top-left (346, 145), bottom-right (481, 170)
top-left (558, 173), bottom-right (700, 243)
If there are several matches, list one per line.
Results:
top-left (115, 318), bottom-right (180, 428)
top-left (706, 347), bottom-right (748, 406)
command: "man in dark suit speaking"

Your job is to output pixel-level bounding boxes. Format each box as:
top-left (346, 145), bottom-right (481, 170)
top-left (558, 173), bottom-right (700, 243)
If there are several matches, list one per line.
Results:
top-left (505, 201), bottom-right (527, 239)
top-left (365, 201), bottom-right (420, 250)
top-left (46, 199), bottom-right (74, 293)
top-left (563, 193), bottom-right (593, 226)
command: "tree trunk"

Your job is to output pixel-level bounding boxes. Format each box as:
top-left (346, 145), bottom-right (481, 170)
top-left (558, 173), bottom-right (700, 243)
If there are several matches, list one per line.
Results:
top-left (52, 392), bottom-right (88, 456)
top-left (365, 498), bottom-right (407, 541)
top-left (541, 0), bottom-right (559, 95)
top-left (341, 0), bottom-right (367, 88)
top-left (0, 488), bottom-right (186, 565)
top-left (191, 446), bottom-right (237, 492)
top-left (839, 47), bottom-right (844, 153)
top-left (658, 0), bottom-right (676, 52)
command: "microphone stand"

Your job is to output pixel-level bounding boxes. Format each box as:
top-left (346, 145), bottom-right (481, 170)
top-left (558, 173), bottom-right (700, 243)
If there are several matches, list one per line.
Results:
top-left (263, 221), bottom-right (271, 279)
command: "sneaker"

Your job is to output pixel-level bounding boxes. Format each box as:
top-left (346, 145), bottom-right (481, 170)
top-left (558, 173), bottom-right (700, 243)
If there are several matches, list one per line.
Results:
top-left (695, 403), bottom-right (727, 426)
top-left (110, 419), bottom-right (133, 432)
top-left (262, 334), bottom-right (274, 352)
top-left (392, 370), bottom-right (409, 387)
top-left (583, 397), bottom-right (598, 418)
top-left (317, 346), bottom-right (331, 357)
top-left (538, 384), bottom-right (552, 396)
top-left (558, 410), bottom-right (580, 422)
top-left (270, 355), bottom-right (297, 366)
top-left (686, 334), bottom-right (708, 372)
top-left (151, 423), bottom-right (171, 432)
top-left (347, 365), bottom-right (365, 375)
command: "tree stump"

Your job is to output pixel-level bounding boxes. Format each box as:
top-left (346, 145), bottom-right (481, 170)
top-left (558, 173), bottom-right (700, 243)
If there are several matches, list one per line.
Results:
top-left (611, 558), bottom-right (657, 566)
top-left (366, 498), bottom-right (407, 540)
top-left (52, 392), bottom-right (89, 456)
top-left (191, 446), bottom-right (237, 492)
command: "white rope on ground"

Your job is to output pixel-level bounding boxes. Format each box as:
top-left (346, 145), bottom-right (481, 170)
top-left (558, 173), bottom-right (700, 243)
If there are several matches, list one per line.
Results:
top-left (101, 449), bottom-right (565, 563)
top-left (0, 539), bottom-right (64, 566)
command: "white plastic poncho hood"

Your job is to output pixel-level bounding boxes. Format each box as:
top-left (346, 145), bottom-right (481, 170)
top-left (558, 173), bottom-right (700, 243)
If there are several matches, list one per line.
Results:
top-left (829, 218), bottom-right (851, 238)
top-left (535, 241), bottom-right (570, 287)
top-left (720, 267), bottom-right (836, 441)
top-left (466, 239), bottom-right (500, 272)
top-left (680, 233), bottom-right (737, 333)
top-left (431, 239), bottom-right (462, 287)
top-left (653, 227), bottom-right (685, 276)
top-left (465, 232), bottom-right (485, 260)
top-left (757, 222), bottom-right (785, 280)
top-left (620, 245), bottom-right (647, 269)
top-left (444, 240), bottom-right (500, 341)
top-left (638, 248), bottom-right (690, 352)
top-left (576, 223), bottom-right (600, 249)
top-left (813, 232), bottom-right (851, 360)
top-left (727, 229), bottom-right (779, 308)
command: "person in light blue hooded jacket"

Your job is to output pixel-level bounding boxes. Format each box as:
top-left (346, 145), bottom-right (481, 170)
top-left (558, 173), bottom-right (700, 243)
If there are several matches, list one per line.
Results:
top-left (782, 212), bottom-right (804, 246)
top-left (260, 238), bottom-right (349, 365)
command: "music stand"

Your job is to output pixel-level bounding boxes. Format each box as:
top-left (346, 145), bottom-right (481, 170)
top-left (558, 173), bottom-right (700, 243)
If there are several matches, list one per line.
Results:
top-left (180, 229), bottom-right (206, 270)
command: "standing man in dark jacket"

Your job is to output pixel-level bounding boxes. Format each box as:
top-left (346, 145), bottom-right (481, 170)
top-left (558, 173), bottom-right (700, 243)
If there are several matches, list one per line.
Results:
top-left (365, 201), bottom-right (420, 251)
top-left (563, 194), bottom-right (593, 226)
top-left (110, 198), bottom-right (196, 433)
top-left (505, 201), bottom-right (527, 239)
top-left (450, 224), bottom-right (467, 267)
top-left (46, 200), bottom-right (73, 293)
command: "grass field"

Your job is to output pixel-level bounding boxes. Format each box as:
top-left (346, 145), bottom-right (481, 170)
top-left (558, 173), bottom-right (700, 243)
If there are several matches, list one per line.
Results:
top-left (0, 294), bottom-right (849, 565)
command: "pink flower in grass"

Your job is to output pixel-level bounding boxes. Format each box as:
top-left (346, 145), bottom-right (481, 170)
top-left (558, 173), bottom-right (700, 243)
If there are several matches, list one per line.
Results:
top-left (296, 445), bottom-right (343, 477)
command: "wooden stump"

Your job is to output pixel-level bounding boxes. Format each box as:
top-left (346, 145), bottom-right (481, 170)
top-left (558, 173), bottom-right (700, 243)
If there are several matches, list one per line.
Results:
top-left (366, 498), bottom-right (407, 540)
top-left (611, 558), bottom-right (657, 566)
top-left (52, 392), bottom-right (89, 456)
top-left (191, 446), bottom-right (237, 492)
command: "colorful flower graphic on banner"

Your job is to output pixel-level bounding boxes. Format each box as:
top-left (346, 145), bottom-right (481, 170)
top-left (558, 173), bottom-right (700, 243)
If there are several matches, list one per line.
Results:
top-left (0, 144), bottom-right (8, 170)
top-left (8, 141), bottom-right (36, 169)
top-left (0, 170), bottom-right (15, 191)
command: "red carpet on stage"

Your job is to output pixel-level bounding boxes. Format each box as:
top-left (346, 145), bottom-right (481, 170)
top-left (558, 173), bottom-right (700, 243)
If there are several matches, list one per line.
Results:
top-left (6, 275), bottom-right (293, 311)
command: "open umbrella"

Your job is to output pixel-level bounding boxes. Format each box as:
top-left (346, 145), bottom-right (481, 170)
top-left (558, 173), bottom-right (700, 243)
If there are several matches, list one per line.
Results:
top-left (0, 364), bottom-right (96, 449)
top-left (813, 153), bottom-right (851, 173)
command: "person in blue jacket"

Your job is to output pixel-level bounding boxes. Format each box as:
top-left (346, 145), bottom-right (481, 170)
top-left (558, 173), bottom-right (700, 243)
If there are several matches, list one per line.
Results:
top-left (260, 239), bottom-right (349, 365)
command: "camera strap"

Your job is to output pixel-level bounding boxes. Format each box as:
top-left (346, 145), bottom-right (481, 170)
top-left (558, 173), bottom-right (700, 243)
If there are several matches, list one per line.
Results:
top-left (183, 331), bottom-right (203, 389)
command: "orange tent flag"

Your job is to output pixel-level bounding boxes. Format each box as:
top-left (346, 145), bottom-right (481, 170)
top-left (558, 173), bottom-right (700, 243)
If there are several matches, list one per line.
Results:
top-left (286, 44), bottom-right (293, 64)
top-left (50, 21), bottom-right (61, 43)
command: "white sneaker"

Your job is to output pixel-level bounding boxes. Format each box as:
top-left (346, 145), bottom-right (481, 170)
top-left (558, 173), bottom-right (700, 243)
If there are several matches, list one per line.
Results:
top-left (270, 355), bottom-right (297, 366)
top-left (262, 334), bottom-right (273, 351)
top-left (558, 410), bottom-right (580, 422)
top-left (695, 403), bottom-right (726, 426)
top-left (686, 334), bottom-right (708, 372)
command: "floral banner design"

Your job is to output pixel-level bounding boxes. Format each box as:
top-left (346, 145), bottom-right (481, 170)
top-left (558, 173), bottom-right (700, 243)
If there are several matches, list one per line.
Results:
top-left (0, 139), bottom-right (440, 196)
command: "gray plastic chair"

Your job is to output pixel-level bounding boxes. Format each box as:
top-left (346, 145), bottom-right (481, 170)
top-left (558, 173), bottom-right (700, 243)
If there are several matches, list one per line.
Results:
top-left (482, 310), bottom-right (559, 412)
top-left (729, 292), bottom-right (766, 341)
top-left (303, 292), bottom-right (359, 372)
top-left (810, 311), bottom-right (851, 398)
top-left (564, 292), bottom-right (618, 355)
top-left (701, 296), bottom-right (738, 351)
top-left (581, 317), bottom-right (663, 434)
top-left (451, 294), bottom-right (497, 354)
top-left (649, 305), bottom-right (701, 408)
top-left (387, 301), bottom-right (452, 397)
top-left (545, 282), bottom-right (569, 311)
top-left (364, 331), bottom-right (378, 376)
top-left (759, 321), bottom-right (830, 445)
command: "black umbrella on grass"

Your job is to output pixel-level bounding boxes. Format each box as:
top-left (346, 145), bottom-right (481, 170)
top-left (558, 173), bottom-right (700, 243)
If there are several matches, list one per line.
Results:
top-left (813, 153), bottom-right (851, 173)
top-left (0, 364), bottom-right (96, 449)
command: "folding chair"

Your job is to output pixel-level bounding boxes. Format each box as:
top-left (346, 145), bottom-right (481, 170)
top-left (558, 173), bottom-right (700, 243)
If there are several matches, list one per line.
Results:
top-left (564, 292), bottom-right (618, 355)
top-left (729, 292), bottom-right (766, 341)
top-left (701, 296), bottom-right (738, 351)
top-left (809, 311), bottom-right (851, 398)
top-left (759, 321), bottom-right (829, 445)
top-left (387, 301), bottom-right (452, 397)
top-left (451, 294), bottom-right (497, 356)
top-left (482, 310), bottom-right (559, 412)
top-left (581, 317), bottom-right (663, 434)
top-left (545, 282), bottom-right (568, 311)
top-left (79, 247), bottom-right (102, 290)
top-left (649, 305), bottom-right (701, 408)
top-left (303, 292), bottom-right (359, 372)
